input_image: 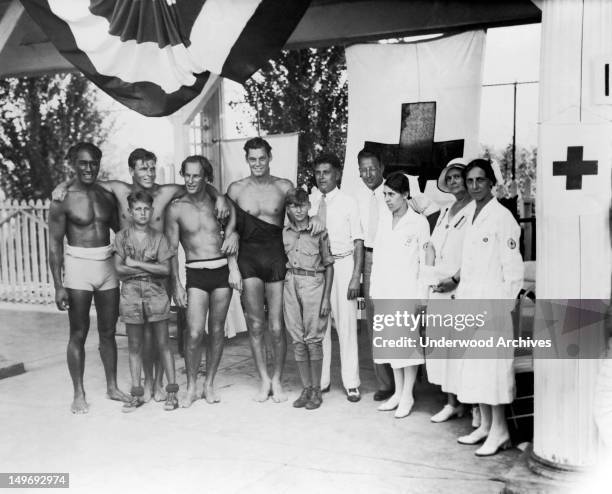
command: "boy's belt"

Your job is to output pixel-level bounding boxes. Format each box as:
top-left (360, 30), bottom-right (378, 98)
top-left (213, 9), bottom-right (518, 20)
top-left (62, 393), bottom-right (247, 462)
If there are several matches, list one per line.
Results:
top-left (289, 268), bottom-right (323, 277)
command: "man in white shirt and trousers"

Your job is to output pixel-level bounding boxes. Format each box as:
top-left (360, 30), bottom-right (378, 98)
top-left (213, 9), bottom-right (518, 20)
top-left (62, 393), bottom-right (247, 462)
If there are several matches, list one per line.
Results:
top-left (355, 149), bottom-right (395, 401)
top-left (310, 153), bottom-right (364, 402)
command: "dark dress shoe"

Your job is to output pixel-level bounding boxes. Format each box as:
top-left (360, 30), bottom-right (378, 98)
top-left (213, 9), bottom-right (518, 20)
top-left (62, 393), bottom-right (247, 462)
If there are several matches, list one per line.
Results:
top-left (305, 386), bottom-right (322, 410)
top-left (373, 389), bottom-right (395, 401)
top-left (321, 385), bottom-right (330, 393)
top-left (293, 387), bottom-right (312, 408)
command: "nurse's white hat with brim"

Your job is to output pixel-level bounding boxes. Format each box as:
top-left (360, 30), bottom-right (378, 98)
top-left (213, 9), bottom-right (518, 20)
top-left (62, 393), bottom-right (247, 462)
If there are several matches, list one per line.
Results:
top-left (437, 157), bottom-right (467, 193)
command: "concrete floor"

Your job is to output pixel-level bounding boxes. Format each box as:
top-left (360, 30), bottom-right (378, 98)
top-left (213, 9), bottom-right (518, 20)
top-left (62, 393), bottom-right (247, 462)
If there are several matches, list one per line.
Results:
top-left (0, 304), bottom-right (522, 494)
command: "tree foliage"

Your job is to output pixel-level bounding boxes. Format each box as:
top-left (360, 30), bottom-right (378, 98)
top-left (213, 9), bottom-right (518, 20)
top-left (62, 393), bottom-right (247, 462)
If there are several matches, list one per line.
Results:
top-left (0, 73), bottom-right (111, 200)
top-left (482, 143), bottom-right (537, 200)
top-left (238, 47), bottom-right (348, 187)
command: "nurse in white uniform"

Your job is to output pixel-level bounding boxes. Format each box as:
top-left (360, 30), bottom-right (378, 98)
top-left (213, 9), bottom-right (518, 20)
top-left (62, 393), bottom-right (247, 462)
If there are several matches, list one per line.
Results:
top-left (422, 158), bottom-right (473, 423)
top-left (447, 159), bottom-right (523, 456)
top-left (370, 172), bottom-right (430, 418)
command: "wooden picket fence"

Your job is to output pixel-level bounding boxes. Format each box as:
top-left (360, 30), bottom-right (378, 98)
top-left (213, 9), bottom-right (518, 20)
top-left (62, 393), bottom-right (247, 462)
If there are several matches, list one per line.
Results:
top-left (0, 199), bottom-right (54, 304)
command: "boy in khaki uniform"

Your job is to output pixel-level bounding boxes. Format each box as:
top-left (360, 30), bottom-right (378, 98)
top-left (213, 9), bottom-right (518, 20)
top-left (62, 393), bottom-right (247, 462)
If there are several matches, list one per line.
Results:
top-left (283, 188), bottom-right (334, 409)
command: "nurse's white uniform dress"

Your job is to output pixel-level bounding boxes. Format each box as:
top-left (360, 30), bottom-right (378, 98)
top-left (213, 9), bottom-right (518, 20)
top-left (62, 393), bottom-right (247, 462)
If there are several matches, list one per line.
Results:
top-left (422, 201), bottom-right (474, 392)
top-left (455, 198), bottom-right (523, 405)
top-left (370, 206), bottom-right (430, 369)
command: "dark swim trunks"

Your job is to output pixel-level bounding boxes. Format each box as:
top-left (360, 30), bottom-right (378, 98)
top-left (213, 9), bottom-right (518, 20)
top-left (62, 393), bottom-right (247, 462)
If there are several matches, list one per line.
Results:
top-left (186, 265), bottom-right (230, 293)
top-left (234, 203), bottom-right (287, 283)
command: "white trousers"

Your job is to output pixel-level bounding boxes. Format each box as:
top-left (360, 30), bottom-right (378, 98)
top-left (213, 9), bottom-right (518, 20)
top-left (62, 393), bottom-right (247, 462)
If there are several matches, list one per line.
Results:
top-left (321, 255), bottom-right (360, 390)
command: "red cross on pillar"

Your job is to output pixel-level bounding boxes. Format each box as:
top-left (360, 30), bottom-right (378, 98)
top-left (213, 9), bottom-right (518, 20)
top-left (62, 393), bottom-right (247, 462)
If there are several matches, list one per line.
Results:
top-left (552, 146), bottom-right (598, 190)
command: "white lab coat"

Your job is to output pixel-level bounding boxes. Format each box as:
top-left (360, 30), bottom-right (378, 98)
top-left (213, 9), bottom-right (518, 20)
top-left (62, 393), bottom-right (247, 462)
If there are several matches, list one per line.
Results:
top-left (422, 201), bottom-right (474, 391)
top-left (371, 206), bottom-right (430, 368)
top-left (456, 198), bottom-right (524, 405)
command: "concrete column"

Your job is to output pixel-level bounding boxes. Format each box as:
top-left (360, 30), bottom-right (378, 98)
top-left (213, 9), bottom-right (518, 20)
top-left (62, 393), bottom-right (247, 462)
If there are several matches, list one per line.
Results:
top-left (531, 0), bottom-right (612, 478)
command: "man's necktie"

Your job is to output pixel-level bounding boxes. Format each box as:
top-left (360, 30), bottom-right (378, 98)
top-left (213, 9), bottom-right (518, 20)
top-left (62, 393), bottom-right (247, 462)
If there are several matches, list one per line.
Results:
top-left (318, 194), bottom-right (327, 227)
top-left (367, 191), bottom-right (379, 245)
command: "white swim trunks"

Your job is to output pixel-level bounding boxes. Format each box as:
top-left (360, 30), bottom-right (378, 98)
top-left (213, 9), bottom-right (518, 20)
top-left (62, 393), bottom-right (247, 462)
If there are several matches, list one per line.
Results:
top-left (63, 244), bottom-right (118, 291)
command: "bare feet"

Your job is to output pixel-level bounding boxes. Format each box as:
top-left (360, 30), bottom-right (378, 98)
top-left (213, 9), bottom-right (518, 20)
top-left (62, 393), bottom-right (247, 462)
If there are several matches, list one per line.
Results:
top-left (253, 379), bottom-right (272, 402)
top-left (71, 395), bottom-right (89, 414)
top-left (164, 393), bottom-right (178, 411)
top-left (153, 385), bottom-right (167, 402)
top-left (143, 383), bottom-right (153, 403)
top-left (181, 386), bottom-right (199, 408)
top-left (271, 378), bottom-right (287, 403)
top-left (106, 387), bottom-right (131, 403)
top-left (202, 382), bottom-right (220, 404)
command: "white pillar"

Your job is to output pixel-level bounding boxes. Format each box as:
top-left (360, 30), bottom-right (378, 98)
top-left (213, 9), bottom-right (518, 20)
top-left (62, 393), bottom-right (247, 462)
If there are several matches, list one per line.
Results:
top-left (532, 0), bottom-right (612, 477)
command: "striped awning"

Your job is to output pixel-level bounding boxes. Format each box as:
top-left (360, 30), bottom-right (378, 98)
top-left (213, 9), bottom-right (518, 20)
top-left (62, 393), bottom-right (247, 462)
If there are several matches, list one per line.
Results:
top-left (20, 0), bottom-right (310, 116)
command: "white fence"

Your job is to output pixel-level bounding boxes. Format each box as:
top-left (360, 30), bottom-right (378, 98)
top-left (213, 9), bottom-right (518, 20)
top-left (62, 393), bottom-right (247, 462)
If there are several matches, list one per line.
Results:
top-left (0, 199), bottom-right (54, 304)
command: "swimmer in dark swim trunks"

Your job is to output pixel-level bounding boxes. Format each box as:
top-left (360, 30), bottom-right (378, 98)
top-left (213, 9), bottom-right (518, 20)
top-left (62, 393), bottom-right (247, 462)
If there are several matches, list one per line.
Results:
top-left (185, 257), bottom-right (231, 293)
top-left (227, 137), bottom-right (324, 403)
top-left (166, 156), bottom-right (241, 407)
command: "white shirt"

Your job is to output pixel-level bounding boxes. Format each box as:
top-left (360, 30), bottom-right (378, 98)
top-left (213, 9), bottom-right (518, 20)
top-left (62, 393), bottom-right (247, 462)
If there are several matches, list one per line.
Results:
top-left (457, 198), bottom-right (523, 300)
top-left (370, 206), bottom-right (430, 299)
top-left (356, 182), bottom-right (386, 249)
top-left (309, 186), bottom-right (364, 255)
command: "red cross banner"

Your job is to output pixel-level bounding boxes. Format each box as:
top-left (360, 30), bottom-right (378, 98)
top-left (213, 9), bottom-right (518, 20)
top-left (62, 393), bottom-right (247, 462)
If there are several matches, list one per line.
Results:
top-left (539, 123), bottom-right (611, 217)
top-left (341, 30), bottom-right (486, 202)
top-left (20, 0), bottom-right (310, 117)
top-left (537, 122), bottom-right (612, 299)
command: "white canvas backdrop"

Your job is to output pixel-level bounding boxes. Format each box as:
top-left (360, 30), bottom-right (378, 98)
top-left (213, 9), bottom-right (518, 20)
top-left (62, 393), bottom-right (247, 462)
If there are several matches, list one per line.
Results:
top-left (342, 30), bottom-right (486, 208)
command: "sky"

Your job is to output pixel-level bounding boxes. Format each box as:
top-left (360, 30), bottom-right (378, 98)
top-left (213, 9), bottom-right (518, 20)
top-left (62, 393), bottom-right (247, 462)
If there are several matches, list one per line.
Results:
top-left (99, 23), bottom-right (542, 179)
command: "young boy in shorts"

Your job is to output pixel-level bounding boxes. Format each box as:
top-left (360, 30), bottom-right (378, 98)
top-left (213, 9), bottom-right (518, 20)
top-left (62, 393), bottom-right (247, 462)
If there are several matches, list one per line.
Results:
top-left (113, 190), bottom-right (179, 411)
top-left (283, 188), bottom-right (334, 410)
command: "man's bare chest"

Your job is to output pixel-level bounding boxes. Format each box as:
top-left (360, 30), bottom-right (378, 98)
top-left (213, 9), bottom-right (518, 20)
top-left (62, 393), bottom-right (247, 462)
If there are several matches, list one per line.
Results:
top-left (65, 192), bottom-right (113, 226)
top-left (178, 204), bottom-right (218, 234)
top-left (238, 186), bottom-right (285, 217)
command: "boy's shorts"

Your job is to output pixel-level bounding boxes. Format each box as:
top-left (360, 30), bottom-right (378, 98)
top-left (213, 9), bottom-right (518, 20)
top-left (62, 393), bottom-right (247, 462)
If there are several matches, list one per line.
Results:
top-left (283, 270), bottom-right (328, 345)
top-left (119, 277), bottom-right (170, 325)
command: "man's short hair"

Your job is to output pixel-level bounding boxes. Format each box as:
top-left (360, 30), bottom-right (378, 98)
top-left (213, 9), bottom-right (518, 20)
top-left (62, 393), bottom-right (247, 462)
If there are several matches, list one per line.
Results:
top-left (464, 158), bottom-right (497, 186)
top-left (128, 148), bottom-right (149, 169)
top-left (66, 142), bottom-right (102, 164)
top-left (285, 187), bottom-right (310, 207)
top-left (180, 155), bottom-right (214, 182)
top-left (244, 137), bottom-right (272, 157)
top-left (357, 148), bottom-right (381, 166)
top-left (313, 153), bottom-right (342, 171)
top-left (127, 190), bottom-right (154, 208)
top-left (144, 150), bottom-right (157, 163)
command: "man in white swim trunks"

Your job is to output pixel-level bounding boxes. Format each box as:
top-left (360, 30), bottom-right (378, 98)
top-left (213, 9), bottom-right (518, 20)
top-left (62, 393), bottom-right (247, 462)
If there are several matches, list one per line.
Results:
top-left (49, 142), bottom-right (130, 413)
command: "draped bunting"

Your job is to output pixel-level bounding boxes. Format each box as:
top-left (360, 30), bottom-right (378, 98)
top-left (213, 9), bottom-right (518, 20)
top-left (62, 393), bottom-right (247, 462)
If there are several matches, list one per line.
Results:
top-left (20, 0), bottom-right (310, 117)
